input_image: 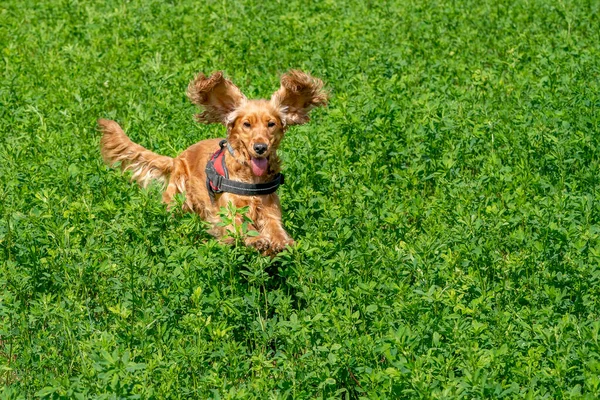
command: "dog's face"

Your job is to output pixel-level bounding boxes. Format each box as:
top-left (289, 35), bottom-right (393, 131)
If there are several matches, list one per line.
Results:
top-left (226, 101), bottom-right (285, 176)
top-left (187, 70), bottom-right (327, 176)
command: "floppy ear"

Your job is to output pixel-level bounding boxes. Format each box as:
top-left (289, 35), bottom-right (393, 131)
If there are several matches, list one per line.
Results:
top-left (187, 71), bottom-right (246, 124)
top-left (270, 70), bottom-right (327, 125)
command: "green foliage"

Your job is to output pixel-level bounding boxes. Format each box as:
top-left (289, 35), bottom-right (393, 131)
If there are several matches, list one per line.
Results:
top-left (1, 0), bottom-right (600, 398)
top-left (217, 204), bottom-right (261, 242)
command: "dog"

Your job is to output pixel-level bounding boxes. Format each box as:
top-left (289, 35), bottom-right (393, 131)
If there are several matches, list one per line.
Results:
top-left (98, 70), bottom-right (327, 255)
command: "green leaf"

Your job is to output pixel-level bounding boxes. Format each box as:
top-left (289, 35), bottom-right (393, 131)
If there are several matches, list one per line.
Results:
top-left (366, 304), bottom-right (378, 313)
top-left (35, 387), bottom-right (56, 397)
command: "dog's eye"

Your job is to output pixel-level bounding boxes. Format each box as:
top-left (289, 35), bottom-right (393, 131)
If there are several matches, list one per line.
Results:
top-left (267, 121), bottom-right (276, 128)
top-left (243, 122), bottom-right (251, 128)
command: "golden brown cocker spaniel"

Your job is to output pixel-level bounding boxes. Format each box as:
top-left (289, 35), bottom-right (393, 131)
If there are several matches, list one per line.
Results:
top-left (99, 70), bottom-right (327, 255)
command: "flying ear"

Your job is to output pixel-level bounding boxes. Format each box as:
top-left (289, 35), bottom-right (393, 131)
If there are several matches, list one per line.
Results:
top-left (187, 71), bottom-right (246, 124)
top-left (270, 70), bottom-right (327, 125)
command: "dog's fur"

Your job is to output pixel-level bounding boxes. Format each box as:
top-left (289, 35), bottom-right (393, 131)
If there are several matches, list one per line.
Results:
top-left (99, 70), bottom-right (327, 255)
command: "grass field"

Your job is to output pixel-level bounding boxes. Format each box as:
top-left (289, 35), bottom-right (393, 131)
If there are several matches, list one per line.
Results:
top-left (2, 0), bottom-right (600, 398)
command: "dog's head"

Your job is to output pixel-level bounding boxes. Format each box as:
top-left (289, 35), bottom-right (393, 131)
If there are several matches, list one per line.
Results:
top-left (187, 70), bottom-right (327, 177)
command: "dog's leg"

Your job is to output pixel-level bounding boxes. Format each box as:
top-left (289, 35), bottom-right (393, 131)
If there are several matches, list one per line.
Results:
top-left (263, 221), bottom-right (294, 254)
top-left (258, 196), bottom-right (294, 255)
top-left (245, 230), bottom-right (271, 254)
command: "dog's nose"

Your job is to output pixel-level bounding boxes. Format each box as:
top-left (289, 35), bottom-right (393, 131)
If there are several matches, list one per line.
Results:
top-left (253, 143), bottom-right (268, 155)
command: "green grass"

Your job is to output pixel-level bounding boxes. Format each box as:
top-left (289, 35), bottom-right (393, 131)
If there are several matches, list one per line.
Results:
top-left (2, 0), bottom-right (600, 398)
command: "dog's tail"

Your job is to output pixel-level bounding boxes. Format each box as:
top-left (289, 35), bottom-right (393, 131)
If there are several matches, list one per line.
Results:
top-left (98, 119), bottom-right (174, 187)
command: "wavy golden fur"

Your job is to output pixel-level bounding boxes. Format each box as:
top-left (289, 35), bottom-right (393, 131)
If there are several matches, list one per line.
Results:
top-left (99, 70), bottom-right (327, 255)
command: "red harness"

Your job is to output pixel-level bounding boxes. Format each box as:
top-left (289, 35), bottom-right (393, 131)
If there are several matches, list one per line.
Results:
top-left (207, 144), bottom-right (229, 192)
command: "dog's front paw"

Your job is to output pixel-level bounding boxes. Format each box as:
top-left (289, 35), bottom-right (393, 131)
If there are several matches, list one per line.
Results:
top-left (269, 238), bottom-right (295, 255)
top-left (246, 236), bottom-right (271, 254)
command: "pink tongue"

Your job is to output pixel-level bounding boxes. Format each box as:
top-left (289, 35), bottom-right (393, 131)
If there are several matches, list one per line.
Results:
top-left (251, 157), bottom-right (268, 176)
